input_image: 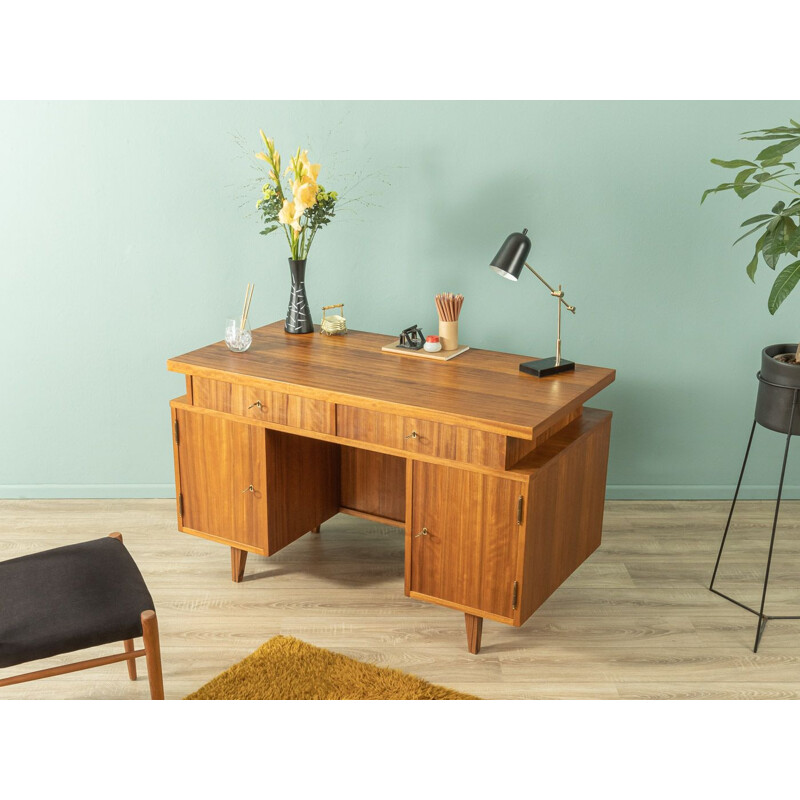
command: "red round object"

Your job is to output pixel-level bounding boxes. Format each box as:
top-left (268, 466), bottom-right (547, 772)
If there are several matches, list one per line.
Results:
top-left (426, 335), bottom-right (439, 343)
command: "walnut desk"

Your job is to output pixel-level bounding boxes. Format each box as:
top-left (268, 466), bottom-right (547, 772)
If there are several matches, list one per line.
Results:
top-left (167, 322), bottom-right (615, 654)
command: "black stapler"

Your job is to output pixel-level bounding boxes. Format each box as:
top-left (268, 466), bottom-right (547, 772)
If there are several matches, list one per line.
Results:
top-left (397, 325), bottom-right (425, 350)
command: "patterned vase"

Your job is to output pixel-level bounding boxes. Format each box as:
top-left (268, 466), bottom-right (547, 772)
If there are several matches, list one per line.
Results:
top-left (285, 259), bottom-right (313, 334)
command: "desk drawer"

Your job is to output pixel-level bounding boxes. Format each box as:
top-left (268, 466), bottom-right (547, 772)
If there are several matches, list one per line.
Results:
top-left (336, 405), bottom-right (506, 469)
top-left (193, 377), bottom-right (334, 434)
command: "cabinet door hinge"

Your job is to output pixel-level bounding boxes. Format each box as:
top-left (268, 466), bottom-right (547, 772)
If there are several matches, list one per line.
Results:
top-left (178, 493), bottom-right (184, 518)
top-left (512, 580), bottom-right (519, 610)
top-left (516, 495), bottom-right (524, 525)
top-left (173, 420), bottom-right (180, 446)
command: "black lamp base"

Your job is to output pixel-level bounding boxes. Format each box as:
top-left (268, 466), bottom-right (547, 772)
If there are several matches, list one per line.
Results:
top-left (519, 357), bottom-right (575, 377)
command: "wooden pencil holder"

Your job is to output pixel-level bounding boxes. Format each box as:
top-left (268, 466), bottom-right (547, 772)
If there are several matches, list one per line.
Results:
top-left (439, 320), bottom-right (459, 351)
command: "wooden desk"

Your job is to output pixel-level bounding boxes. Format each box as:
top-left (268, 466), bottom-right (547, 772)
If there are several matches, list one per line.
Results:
top-left (167, 322), bottom-right (615, 653)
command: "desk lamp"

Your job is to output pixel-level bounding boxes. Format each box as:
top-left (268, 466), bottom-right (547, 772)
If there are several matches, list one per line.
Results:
top-left (490, 228), bottom-right (576, 377)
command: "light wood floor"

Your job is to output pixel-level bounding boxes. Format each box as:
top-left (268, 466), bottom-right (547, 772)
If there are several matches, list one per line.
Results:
top-left (2, 499), bottom-right (800, 699)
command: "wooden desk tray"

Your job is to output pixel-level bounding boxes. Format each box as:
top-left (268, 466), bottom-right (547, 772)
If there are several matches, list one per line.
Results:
top-left (381, 341), bottom-right (470, 361)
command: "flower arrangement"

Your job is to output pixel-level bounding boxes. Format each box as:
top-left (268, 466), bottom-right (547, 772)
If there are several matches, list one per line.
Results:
top-left (255, 130), bottom-right (338, 261)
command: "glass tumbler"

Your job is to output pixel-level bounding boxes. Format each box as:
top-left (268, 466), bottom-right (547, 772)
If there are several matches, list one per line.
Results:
top-left (224, 318), bottom-right (252, 352)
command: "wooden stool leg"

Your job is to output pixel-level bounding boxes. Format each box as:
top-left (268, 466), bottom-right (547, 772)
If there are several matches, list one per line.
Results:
top-left (465, 613), bottom-right (483, 655)
top-left (140, 610), bottom-right (164, 700)
top-left (231, 547), bottom-right (248, 582)
top-left (123, 639), bottom-right (137, 680)
top-left (311, 525), bottom-right (321, 533)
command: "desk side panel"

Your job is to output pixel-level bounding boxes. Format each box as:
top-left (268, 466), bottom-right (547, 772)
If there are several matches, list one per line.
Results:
top-left (517, 409), bottom-right (612, 625)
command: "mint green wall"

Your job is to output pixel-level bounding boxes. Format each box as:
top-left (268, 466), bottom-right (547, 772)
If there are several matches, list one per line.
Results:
top-left (3, 101), bottom-right (800, 499)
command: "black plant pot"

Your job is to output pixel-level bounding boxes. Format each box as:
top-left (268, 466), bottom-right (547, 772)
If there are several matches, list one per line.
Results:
top-left (755, 344), bottom-right (800, 435)
top-left (285, 259), bottom-right (313, 334)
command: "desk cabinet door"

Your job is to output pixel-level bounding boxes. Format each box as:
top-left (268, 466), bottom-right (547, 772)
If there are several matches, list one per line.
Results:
top-left (410, 462), bottom-right (521, 620)
top-left (175, 407), bottom-right (268, 551)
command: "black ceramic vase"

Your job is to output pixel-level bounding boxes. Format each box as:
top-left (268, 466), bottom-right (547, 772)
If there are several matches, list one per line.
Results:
top-left (755, 343), bottom-right (800, 435)
top-left (285, 259), bottom-right (313, 334)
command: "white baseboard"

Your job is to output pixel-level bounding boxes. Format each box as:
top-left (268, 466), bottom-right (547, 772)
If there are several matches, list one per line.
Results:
top-left (0, 485), bottom-right (176, 499)
top-left (605, 485), bottom-right (800, 500)
top-left (1, 484), bottom-right (799, 501)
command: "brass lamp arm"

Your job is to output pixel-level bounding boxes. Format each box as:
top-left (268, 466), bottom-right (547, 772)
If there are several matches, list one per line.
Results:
top-left (524, 262), bottom-right (576, 313)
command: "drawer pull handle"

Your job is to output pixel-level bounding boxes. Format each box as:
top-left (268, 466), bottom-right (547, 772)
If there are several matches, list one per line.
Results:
top-left (241, 484), bottom-right (255, 494)
top-left (248, 401), bottom-right (264, 410)
top-left (405, 431), bottom-right (418, 439)
top-left (415, 527), bottom-right (429, 538)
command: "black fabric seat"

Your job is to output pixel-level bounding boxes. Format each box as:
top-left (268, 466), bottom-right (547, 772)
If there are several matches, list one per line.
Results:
top-left (0, 537), bottom-right (155, 669)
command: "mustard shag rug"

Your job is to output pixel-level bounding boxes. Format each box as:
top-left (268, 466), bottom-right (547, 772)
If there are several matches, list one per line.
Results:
top-left (185, 636), bottom-right (477, 700)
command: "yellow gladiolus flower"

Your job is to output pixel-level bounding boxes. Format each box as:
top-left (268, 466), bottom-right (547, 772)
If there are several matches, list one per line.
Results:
top-left (255, 152), bottom-right (270, 163)
top-left (299, 150), bottom-right (320, 182)
top-left (278, 199), bottom-right (303, 232)
top-left (292, 179), bottom-right (318, 211)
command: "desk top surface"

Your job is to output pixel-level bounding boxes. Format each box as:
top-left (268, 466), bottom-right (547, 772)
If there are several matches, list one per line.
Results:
top-left (168, 322), bottom-right (615, 439)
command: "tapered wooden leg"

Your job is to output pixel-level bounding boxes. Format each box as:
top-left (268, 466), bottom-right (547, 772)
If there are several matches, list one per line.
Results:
top-left (123, 639), bottom-right (137, 680)
top-left (231, 547), bottom-right (248, 582)
top-left (140, 610), bottom-right (164, 700)
top-left (465, 613), bottom-right (483, 654)
top-left (311, 525), bottom-right (321, 533)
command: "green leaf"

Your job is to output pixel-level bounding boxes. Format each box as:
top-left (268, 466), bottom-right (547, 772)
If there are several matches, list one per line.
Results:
top-left (768, 260), bottom-right (800, 314)
top-left (710, 158), bottom-right (758, 169)
top-left (742, 133), bottom-right (800, 141)
top-left (741, 214), bottom-right (773, 226)
top-left (701, 182), bottom-right (735, 203)
top-left (743, 126), bottom-right (800, 135)
top-left (792, 119), bottom-right (800, 128)
top-left (733, 219), bottom-right (770, 246)
top-left (736, 184), bottom-right (761, 198)
top-left (748, 231), bottom-right (769, 274)
top-left (760, 156), bottom-right (784, 167)
top-left (763, 229), bottom-right (785, 268)
top-left (785, 219), bottom-right (800, 255)
top-left (773, 201), bottom-right (786, 214)
top-left (746, 250), bottom-right (759, 282)
top-left (259, 225), bottom-right (279, 236)
top-left (757, 138), bottom-right (800, 162)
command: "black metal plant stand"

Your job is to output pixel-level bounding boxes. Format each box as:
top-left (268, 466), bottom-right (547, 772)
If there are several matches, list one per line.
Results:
top-left (709, 373), bottom-right (800, 653)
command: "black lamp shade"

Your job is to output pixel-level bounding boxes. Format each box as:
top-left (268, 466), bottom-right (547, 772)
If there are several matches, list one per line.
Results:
top-left (490, 229), bottom-right (531, 281)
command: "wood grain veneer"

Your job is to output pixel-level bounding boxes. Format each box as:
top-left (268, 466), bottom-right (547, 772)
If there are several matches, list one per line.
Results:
top-left (409, 461), bottom-right (520, 620)
top-left (514, 408), bottom-right (613, 624)
top-left (336, 405), bottom-right (508, 470)
top-left (340, 446), bottom-right (406, 523)
top-left (168, 322), bottom-right (615, 439)
top-left (263, 429), bottom-right (340, 555)
top-left (194, 376), bottom-right (333, 434)
top-left (175, 408), bottom-right (268, 552)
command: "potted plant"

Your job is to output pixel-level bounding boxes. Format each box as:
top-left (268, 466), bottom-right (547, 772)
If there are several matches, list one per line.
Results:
top-left (255, 130), bottom-right (338, 334)
top-left (703, 120), bottom-right (800, 433)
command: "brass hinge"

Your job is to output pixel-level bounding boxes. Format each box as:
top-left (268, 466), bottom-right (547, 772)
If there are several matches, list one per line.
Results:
top-left (512, 580), bottom-right (519, 610)
top-left (516, 495), bottom-right (524, 525)
top-left (178, 493), bottom-right (184, 518)
top-left (173, 420), bottom-right (180, 446)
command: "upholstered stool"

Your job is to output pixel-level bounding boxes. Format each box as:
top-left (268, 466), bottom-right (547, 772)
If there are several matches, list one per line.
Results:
top-left (0, 532), bottom-right (164, 698)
